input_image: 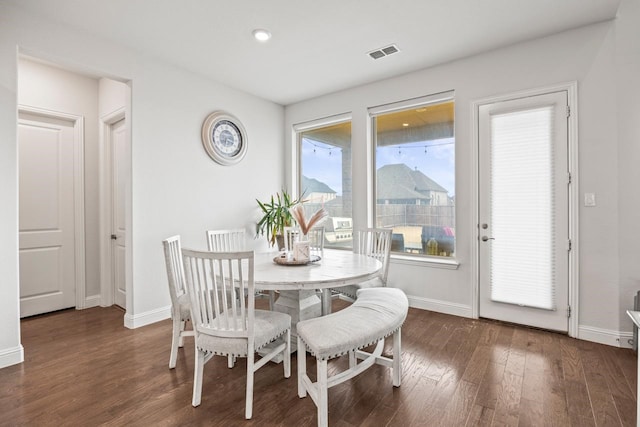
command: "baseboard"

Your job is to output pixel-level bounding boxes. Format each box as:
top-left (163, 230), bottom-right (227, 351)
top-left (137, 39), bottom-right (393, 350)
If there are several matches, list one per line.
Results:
top-left (407, 295), bottom-right (473, 318)
top-left (0, 345), bottom-right (24, 369)
top-left (83, 295), bottom-right (102, 309)
top-left (123, 305), bottom-right (171, 329)
top-left (578, 325), bottom-right (634, 349)
top-left (110, 298), bottom-right (635, 349)
top-left (400, 301), bottom-right (634, 348)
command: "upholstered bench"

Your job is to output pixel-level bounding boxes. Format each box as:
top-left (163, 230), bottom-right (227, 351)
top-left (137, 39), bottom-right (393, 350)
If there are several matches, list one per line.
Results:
top-left (296, 287), bottom-right (409, 427)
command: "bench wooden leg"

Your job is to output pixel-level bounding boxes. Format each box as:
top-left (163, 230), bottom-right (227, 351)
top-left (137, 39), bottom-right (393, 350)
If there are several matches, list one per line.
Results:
top-left (317, 359), bottom-right (328, 427)
top-left (392, 328), bottom-right (402, 387)
top-left (298, 335), bottom-right (402, 426)
top-left (297, 336), bottom-right (307, 398)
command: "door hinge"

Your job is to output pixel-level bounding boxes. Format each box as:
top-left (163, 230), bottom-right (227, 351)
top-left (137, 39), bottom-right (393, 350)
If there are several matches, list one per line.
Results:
top-left (567, 239), bottom-right (572, 251)
top-left (566, 105), bottom-right (571, 118)
top-left (111, 234), bottom-right (117, 240)
top-left (567, 172), bottom-right (572, 184)
top-left (567, 305), bottom-right (572, 318)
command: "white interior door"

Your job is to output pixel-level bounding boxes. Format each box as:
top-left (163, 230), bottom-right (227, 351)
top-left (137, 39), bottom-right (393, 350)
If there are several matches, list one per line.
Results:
top-left (19, 113), bottom-right (76, 317)
top-left (111, 118), bottom-right (127, 309)
top-left (478, 91), bottom-right (569, 332)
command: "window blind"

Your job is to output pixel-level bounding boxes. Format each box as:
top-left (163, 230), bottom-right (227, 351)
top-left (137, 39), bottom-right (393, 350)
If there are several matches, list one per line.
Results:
top-left (490, 106), bottom-right (556, 310)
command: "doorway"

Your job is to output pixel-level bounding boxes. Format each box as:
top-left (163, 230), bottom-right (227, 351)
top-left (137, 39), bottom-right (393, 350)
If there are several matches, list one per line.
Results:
top-left (473, 84), bottom-right (578, 335)
top-left (18, 56), bottom-right (131, 318)
top-left (102, 112), bottom-right (128, 309)
top-left (18, 108), bottom-right (86, 317)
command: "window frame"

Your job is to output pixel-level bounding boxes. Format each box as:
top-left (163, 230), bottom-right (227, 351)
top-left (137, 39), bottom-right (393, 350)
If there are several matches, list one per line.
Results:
top-left (292, 112), bottom-right (351, 196)
top-left (368, 90), bottom-right (459, 268)
top-left (293, 112), bottom-right (353, 250)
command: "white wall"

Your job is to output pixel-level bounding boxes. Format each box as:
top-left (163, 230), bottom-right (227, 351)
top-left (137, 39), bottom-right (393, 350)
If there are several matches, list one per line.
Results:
top-left (0, 4), bottom-right (284, 368)
top-left (615, 0), bottom-right (640, 345)
top-left (99, 78), bottom-right (128, 118)
top-left (285, 3), bottom-right (640, 346)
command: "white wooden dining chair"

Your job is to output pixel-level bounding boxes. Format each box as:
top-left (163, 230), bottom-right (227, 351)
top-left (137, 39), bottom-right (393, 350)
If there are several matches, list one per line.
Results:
top-left (322, 228), bottom-right (392, 314)
top-left (182, 249), bottom-right (291, 418)
top-left (307, 226), bottom-right (325, 260)
top-left (284, 226), bottom-right (324, 258)
top-left (162, 235), bottom-right (195, 369)
top-left (207, 228), bottom-right (275, 312)
top-left (207, 229), bottom-right (249, 368)
top-left (283, 226), bottom-right (301, 253)
top-left (206, 228), bottom-right (247, 252)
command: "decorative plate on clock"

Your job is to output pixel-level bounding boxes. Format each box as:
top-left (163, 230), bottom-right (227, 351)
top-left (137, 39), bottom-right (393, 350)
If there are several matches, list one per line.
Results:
top-left (201, 111), bottom-right (248, 165)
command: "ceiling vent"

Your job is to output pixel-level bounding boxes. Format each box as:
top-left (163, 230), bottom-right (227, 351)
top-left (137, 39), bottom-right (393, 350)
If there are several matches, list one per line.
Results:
top-left (368, 44), bottom-right (400, 60)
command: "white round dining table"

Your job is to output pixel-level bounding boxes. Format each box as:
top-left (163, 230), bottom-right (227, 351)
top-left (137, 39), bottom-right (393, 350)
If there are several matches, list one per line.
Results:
top-left (253, 249), bottom-right (382, 291)
top-left (253, 249), bottom-right (382, 354)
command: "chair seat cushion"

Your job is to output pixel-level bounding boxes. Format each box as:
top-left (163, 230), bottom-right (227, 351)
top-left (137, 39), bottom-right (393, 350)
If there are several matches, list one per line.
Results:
top-left (297, 287), bottom-right (408, 360)
top-left (338, 277), bottom-right (385, 299)
top-left (197, 309), bottom-right (291, 357)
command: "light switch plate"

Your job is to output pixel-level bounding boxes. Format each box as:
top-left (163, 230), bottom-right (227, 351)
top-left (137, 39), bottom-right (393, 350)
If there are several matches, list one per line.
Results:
top-left (584, 193), bottom-right (596, 207)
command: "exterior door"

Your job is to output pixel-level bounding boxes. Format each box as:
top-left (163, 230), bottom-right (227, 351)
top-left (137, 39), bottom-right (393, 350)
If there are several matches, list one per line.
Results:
top-left (111, 118), bottom-right (127, 309)
top-left (18, 113), bottom-right (76, 317)
top-left (478, 91), bottom-right (569, 332)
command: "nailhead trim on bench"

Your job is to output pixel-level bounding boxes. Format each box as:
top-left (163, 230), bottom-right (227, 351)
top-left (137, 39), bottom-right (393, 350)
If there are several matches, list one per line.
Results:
top-left (297, 287), bottom-right (409, 360)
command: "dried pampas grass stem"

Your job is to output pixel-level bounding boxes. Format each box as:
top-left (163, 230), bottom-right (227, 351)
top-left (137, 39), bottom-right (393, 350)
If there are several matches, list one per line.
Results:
top-left (290, 204), bottom-right (329, 235)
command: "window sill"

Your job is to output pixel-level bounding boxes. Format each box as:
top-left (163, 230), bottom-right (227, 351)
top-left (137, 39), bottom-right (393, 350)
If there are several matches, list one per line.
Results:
top-left (390, 253), bottom-right (460, 270)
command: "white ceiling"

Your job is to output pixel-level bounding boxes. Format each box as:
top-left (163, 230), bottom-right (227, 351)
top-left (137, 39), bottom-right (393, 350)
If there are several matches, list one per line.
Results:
top-left (8, 0), bottom-right (620, 105)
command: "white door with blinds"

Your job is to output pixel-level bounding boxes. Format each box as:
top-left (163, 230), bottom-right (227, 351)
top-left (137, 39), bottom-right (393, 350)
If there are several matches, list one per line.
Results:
top-left (478, 91), bottom-right (569, 332)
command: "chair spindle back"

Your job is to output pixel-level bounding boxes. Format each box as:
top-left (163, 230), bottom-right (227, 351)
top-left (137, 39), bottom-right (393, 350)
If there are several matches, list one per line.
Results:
top-left (357, 228), bottom-right (392, 284)
top-left (182, 249), bottom-right (255, 338)
top-left (206, 229), bottom-right (247, 252)
top-left (163, 235), bottom-right (187, 302)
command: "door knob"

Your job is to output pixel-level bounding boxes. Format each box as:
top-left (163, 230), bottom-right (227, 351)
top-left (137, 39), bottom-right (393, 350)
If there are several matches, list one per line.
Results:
top-left (481, 236), bottom-right (495, 241)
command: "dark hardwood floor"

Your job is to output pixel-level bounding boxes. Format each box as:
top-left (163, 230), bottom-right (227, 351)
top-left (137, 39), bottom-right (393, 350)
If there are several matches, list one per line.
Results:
top-left (1, 301), bottom-right (636, 426)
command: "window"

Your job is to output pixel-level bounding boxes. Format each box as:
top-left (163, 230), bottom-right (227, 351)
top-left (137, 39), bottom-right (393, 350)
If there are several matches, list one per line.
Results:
top-left (297, 117), bottom-right (353, 250)
top-left (371, 93), bottom-right (455, 258)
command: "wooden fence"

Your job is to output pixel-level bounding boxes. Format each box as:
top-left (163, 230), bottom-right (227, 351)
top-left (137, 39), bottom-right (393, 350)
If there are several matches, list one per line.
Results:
top-left (304, 203), bottom-right (455, 229)
top-left (376, 204), bottom-right (455, 229)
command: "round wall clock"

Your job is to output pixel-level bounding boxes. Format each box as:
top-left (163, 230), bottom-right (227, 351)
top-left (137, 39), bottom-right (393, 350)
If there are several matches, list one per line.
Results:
top-left (201, 111), bottom-right (248, 165)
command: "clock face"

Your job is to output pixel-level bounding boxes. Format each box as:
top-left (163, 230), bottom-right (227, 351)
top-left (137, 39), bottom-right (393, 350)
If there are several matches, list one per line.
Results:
top-left (201, 111), bottom-right (248, 165)
top-left (212, 120), bottom-right (243, 157)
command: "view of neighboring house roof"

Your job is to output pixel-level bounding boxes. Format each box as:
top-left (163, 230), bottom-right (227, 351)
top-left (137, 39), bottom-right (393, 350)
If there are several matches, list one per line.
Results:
top-left (377, 163), bottom-right (448, 198)
top-left (303, 165), bottom-right (448, 203)
top-left (377, 180), bottom-right (429, 201)
top-left (301, 175), bottom-right (336, 195)
top-left (411, 169), bottom-right (448, 193)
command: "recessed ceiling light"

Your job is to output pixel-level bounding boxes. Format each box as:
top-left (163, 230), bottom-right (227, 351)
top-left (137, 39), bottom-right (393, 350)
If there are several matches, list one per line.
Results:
top-left (403, 123), bottom-right (409, 127)
top-left (252, 29), bottom-right (272, 42)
